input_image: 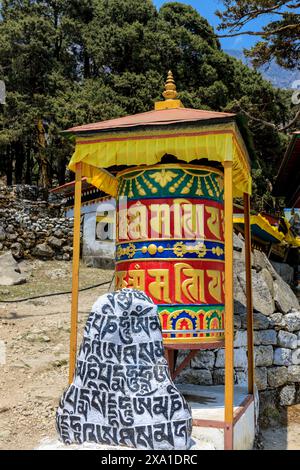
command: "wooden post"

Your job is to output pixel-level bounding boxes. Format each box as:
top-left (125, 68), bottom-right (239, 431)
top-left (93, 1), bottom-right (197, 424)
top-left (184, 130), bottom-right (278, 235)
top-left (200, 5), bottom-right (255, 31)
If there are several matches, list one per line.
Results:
top-left (69, 163), bottom-right (82, 384)
top-left (224, 161), bottom-right (234, 450)
top-left (244, 193), bottom-right (254, 394)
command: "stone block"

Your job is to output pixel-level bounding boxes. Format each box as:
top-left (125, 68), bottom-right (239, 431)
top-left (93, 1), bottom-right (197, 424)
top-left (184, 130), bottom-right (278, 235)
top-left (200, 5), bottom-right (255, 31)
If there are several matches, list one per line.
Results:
top-left (254, 330), bottom-right (277, 346)
top-left (287, 366), bottom-right (300, 383)
top-left (279, 385), bottom-right (296, 406)
top-left (284, 312), bottom-right (300, 332)
top-left (234, 330), bottom-right (247, 348)
top-left (176, 368), bottom-right (213, 386)
top-left (191, 351), bottom-right (215, 369)
top-left (254, 345), bottom-right (273, 367)
top-left (238, 269), bottom-right (275, 316)
top-left (277, 330), bottom-right (298, 350)
top-left (291, 348), bottom-right (300, 365)
top-left (273, 347), bottom-right (292, 366)
top-left (255, 367), bottom-right (268, 391)
top-left (267, 367), bottom-right (288, 388)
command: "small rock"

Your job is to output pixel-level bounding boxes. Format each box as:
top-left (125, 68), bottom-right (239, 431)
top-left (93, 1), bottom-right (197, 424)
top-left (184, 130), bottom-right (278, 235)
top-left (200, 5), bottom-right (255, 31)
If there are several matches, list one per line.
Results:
top-left (274, 277), bottom-right (300, 314)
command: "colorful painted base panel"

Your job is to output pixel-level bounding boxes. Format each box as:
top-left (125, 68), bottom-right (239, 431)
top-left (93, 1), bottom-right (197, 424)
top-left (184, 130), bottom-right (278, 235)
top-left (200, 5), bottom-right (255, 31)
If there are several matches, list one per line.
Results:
top-left (116, 164), bottom-right (225, 345)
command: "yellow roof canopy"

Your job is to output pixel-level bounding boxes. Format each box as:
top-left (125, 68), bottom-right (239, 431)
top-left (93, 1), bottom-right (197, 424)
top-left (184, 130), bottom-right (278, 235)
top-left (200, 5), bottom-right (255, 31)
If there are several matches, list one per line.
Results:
top-left (66, 73), bottom-right (252, 198)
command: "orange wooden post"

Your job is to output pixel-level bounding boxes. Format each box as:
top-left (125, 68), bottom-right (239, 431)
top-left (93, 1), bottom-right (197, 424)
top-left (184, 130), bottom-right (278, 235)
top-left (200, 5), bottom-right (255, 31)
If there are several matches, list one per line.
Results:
top-left (224, 160), bottom-right (234, 450)
top-left (69, 163), bottom-right (82, 384)
top-left (244, 192), bottom-right (255, 394)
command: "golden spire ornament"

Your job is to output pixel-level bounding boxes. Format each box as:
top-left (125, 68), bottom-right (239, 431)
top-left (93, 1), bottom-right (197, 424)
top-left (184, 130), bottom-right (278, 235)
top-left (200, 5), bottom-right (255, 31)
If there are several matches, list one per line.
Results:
top-left (155, 70), bottom-right (184, 110)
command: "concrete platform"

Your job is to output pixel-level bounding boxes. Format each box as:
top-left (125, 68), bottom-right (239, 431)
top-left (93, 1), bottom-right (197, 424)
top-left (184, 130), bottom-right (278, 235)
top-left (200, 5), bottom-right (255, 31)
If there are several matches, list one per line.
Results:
top-left (177, 384), bottom-right (257, 450)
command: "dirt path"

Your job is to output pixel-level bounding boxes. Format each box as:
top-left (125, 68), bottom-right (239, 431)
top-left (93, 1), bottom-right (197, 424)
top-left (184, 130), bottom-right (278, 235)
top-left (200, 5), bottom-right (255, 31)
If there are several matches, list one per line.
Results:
top-left (0, 260), bottom-right (113, 450)
top-left (0, 260), bottom-right (299, 450)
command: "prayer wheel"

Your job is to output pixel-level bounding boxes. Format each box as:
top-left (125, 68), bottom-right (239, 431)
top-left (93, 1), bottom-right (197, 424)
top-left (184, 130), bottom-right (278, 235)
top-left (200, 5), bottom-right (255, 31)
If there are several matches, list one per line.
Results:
top-left (115, 164), bottom-right (225, 345)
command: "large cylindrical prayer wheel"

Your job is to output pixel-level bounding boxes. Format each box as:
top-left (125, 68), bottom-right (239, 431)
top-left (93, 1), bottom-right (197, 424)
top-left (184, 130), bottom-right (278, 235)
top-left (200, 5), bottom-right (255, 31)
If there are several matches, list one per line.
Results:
top-left (115, 164), bottom-right (225, 345)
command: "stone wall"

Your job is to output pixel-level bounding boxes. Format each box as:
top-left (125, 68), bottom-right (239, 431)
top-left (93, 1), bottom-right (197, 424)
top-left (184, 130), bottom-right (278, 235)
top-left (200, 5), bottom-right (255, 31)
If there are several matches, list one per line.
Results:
top-left (175, 233), bottom-right (300, 425)
top-left (0, 185), bottom-right (74, 260)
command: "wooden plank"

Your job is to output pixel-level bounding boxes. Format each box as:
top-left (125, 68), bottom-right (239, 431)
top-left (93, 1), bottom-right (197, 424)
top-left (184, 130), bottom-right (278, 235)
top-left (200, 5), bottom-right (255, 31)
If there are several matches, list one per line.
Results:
top-left (68, 163), bottom-right (82, 384)
top-left (244, 193), bottom-right (255, 395)
top-left (224, 161), bottom-right (234, 449)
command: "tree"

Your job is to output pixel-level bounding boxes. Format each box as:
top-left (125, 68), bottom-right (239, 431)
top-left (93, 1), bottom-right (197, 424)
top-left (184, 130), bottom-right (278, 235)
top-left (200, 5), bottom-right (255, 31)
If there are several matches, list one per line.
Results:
top-left (216, 0), bottom-right (300, 69)
top-left (0, 0), bottom-right (297, 210)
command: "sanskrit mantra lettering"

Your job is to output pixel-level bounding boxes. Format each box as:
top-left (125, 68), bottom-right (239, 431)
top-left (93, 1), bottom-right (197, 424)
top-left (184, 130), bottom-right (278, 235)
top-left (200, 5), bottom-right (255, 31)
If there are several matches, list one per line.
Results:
top-left (116, 263), bottom-right (225, 305)
top-left (118, 199), bottom-right (224, 241)
top-left (56, 289), bottom-right (192, 449)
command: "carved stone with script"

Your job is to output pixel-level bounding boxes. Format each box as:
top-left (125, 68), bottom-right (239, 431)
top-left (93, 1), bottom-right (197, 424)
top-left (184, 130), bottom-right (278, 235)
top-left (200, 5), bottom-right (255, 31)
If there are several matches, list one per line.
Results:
top-left (56, 288), bottom-right (192, 449)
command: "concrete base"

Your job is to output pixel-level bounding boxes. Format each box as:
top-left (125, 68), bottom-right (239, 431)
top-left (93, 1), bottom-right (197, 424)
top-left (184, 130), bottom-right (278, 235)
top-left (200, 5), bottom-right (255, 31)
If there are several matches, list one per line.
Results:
top-left (177, 384), bottom-right (257, 450)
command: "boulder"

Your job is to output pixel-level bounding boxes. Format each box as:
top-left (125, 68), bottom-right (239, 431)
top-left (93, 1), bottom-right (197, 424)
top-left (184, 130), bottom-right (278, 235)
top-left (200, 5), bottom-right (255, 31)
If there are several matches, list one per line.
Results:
top-left (284, 312), bottom-right (300, 332)
top-left (271, 261), bottom-right (294, 285)
top-left (273, 348), bottom-right (292, 366)
top-left (32, 243), bottom-right (54, 259)
top-left (277, 331), bottom-right (298, 350)
top-left (273, 277), bottom-right (299, 314)
top-left (0, 251), bottom-right (26, 286)
top-left (233, 232), bottom-right (244, 252)
top-left (238, 269), bottom-right (275, 316)
top-left (280, 385), bottom-right (296, 406)
top-left (56, 289), bottom-right (192, 450)
top-left (267, 367), bottom-right (288, 388)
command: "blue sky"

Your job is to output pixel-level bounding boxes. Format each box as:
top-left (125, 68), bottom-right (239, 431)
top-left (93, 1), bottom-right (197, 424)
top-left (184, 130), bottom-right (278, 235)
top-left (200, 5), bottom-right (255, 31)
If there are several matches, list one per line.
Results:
top-left (153, 0), bottom-right (277, 50)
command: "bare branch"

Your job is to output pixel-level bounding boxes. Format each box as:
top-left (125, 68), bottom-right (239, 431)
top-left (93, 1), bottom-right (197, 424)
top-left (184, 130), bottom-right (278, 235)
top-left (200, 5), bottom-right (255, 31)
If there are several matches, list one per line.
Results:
top-left (217, 23), bottom-right (300, 38)
top-left (236, 103), bottom-right (300, 132)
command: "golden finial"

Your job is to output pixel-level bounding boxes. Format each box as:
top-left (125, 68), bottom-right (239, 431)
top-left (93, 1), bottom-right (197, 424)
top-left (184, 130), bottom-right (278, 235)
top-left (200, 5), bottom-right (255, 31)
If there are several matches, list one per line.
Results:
top-left (163, 71), bottom-right (178, 101)
top-left (154, 70), bottom-right (184, 110)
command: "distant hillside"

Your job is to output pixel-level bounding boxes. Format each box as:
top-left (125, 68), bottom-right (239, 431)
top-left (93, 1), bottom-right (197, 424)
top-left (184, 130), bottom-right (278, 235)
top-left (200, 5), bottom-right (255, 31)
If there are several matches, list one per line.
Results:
top-left (225, 49), bottom-right (299, 89)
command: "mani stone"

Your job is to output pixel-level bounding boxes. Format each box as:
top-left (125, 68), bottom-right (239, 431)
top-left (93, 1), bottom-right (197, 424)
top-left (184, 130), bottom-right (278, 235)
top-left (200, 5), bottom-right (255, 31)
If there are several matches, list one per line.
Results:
top-left (277, 331), bottom-right (298, 350)
top-left (56, 289), bottom-right (192, 450)
top-left (273, 348), bottom-right (292, 366)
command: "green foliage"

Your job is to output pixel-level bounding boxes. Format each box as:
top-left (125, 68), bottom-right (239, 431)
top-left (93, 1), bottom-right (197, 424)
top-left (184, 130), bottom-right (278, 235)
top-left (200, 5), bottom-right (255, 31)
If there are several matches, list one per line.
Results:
top-left (0, 0), bottom-right (297, 209)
